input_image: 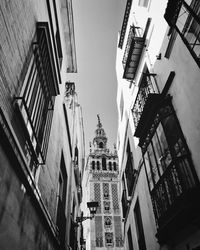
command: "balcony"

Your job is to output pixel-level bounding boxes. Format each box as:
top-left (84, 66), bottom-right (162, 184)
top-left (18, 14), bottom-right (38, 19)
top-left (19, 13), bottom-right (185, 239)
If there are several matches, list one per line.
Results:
top-left (151, 155), bottom-right (200, 243)
top-left (118, 0), bottom-right (133, 49)
top-left (164, 0), bottom-right (183, 27)
top-left (132, 75), bottom-right (161, 139)
top-left (123, 26), bottom-right (145, 80)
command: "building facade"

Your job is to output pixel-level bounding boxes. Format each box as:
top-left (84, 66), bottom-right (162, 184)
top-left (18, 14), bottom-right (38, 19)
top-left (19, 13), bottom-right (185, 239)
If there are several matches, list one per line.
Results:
top-left (82, 116), bottom-right (124, 250)
top-left (0, 1), bottom-right (84, 249)
top-left (116, 0), bottom-right (200, 249)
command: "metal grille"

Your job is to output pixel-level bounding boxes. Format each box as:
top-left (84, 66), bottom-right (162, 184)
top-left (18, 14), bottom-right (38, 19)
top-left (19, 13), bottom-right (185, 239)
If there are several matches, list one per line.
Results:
top-left (132, 74), bottom-right (155, 129)
top-left (95, 216), bottom-right (103, 247)
top-left (111, 184), bottom-right (119, 213)
top-left (122, 26), bottom-right (136, 66)
top-left (114, 216), bottom-right (123, 247)
top-left (94, 183), bottom-right (101, 213)
top-left (15, 22), bottom-right (58, 165)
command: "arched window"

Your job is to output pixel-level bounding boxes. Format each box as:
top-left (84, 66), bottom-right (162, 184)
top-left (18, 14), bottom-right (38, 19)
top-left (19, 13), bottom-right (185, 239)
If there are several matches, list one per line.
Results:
top-left (105, 217), bottom-right (111, 226)
top-left (113, 162), bottom-right (117, 171)
top-left (99, 142), bottom-right (103, 148)
top-left (92, 161), bottom-right (95, 170)
top-left (97, 161), bottom-right (100, 170)
top-left (109, 162), bottom-right (112, 171)
top-left (102, 157), bottom-right (107, 170)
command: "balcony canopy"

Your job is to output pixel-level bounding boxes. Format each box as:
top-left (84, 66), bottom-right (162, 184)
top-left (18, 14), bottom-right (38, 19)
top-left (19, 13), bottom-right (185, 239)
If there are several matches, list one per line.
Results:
top-left (164, 0), bottom-right (182, 26)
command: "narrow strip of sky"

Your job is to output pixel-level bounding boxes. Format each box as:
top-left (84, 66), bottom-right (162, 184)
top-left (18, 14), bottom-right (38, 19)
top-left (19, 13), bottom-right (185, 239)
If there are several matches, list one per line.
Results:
top-left (68, 0), bottom-right (126, 153)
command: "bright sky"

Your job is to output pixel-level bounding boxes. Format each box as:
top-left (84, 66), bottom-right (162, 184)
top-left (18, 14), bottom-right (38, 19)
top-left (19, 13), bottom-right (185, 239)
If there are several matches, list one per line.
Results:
top-left (68, 0), bottom-right (126, 153)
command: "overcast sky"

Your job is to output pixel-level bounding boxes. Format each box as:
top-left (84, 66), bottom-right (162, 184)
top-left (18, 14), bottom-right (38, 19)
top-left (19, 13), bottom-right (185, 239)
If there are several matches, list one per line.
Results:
top-left (68, 0), bottom-right (126, 153)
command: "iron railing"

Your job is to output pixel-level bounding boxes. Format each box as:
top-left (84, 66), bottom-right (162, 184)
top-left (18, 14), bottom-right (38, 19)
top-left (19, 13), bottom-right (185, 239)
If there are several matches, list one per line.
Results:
top-left (151, 154), bottom-right (197, 227)
top-left (15, 22), bottom-right (58, 165)
top-left (132, 75), bottom-right (156, 129)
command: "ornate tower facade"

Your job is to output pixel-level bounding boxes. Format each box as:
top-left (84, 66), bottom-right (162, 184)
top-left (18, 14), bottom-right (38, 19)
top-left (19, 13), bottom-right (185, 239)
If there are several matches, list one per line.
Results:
top-left (84, 116), bottom-right (124, 250)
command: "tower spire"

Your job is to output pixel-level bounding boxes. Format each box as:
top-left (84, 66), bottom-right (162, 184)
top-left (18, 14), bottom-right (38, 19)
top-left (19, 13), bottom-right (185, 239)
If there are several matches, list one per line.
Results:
top-left (97, 114), bottom-right (102, 128)
top-left (93, 115), bottom-right (107, 150)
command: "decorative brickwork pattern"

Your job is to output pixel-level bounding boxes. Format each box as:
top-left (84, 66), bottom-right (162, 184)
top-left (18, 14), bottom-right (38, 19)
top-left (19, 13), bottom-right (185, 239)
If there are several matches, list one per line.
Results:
top-left (92, 172), bottom-right (117, 179)
top-left (95, 216), bottom-right (103, 247)
top-left (114, 216), bottom-right (123, 247)
top-left (111, 183), bottom-right (119, 213)
top-left (94, 183), bottom-right (101, 213)
top-left (103, 183), bottom-right (109, 200)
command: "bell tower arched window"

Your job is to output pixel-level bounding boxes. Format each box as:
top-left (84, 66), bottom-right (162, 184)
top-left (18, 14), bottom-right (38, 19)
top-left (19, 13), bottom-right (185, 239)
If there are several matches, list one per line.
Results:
top-left (92, 161), bottom-right (95, 170)
top-left (97, 161), bottom-right (100, 170)
top-left (109, 162), bottom-right (112, 171)
top-left (102, 157), bottom-right (107, 170)
top-left (99, 142), bottom-right (103, 148)
top-left (113, 162), bottom-right (117, 171)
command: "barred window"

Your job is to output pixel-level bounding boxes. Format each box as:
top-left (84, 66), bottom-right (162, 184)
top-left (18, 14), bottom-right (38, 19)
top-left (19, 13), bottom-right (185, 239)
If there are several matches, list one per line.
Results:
top-left (15, 22), bottom-right (59, 169)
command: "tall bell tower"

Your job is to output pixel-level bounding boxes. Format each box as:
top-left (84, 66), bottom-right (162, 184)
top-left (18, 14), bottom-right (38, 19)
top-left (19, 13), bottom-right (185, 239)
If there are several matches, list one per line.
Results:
top-left (84, 115), bottom-right (124, 250)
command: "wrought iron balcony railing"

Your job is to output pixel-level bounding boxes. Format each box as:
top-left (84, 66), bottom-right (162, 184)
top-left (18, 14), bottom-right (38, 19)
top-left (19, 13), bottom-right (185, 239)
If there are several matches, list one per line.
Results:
top-left (132, 74), bottom-right (160, 138)
top-left (151, 154), bottom-right (200, 243)
top-left (164, 0), bottom-right (183, 27)
top-left (118, 0), bottom-right (132, 49)
top-left (122, 25), bottom-right (145, 80)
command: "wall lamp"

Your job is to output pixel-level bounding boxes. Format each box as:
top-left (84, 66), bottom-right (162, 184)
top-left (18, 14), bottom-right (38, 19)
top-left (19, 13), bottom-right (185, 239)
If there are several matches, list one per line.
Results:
top-left (76, 201), bottom-right (98, 223)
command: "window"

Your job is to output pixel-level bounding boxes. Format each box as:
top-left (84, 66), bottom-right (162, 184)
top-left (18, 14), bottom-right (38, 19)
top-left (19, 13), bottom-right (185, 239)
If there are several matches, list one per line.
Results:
top-left (109, 162), bottom-right (112, 171)
top-left (127, 227), bottom-right (134, 250)
top-left (104, 201), bottom-right (110, 213)
top-left (97, 161), bottom-right (100, 170)
top-left (99, 142), bottom-right (103, 148)
top-left (102, 157), bottom-right (107, 170)
top-left (92, 161), bottom-right (95, 170)
top-left (15, 22), bottom-right (59, 168)
top-left (103, 183), bottom-right (109, 199)
top-left (56, 154), bottom-right (68, 244)
top-left (105, 233), bottom-right (114, 247)
top-left (125, 141), bottom-right (135, 196)
top-left (164, 0), bottom-right (200, 66)
top-left (104, 217), bottom-right (112, 227)
top-left (46, 0), bottom-right (63, 68)
top-left (138, 0), bottom-right (149, 7)
top-left (143, 101), bottom-right (198, 227)
top-left (134, 200), bottom-right (146, 250)
top-left (113, 162), bottom-right (117, 171)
